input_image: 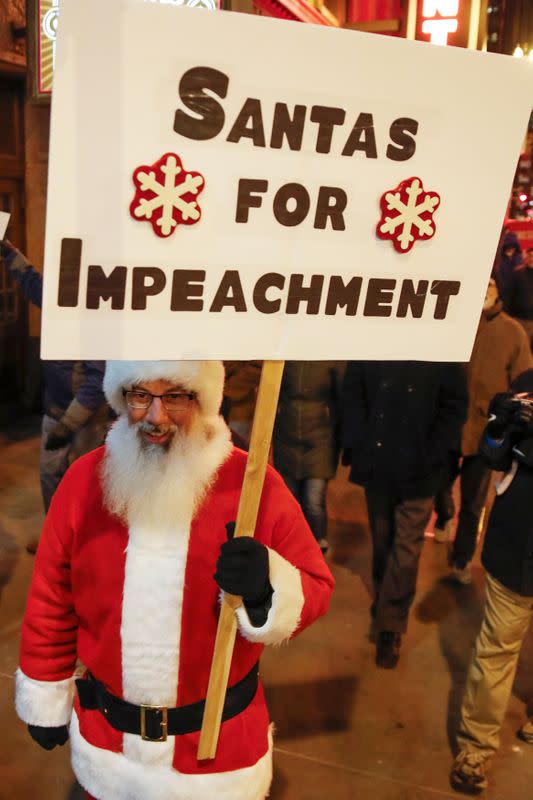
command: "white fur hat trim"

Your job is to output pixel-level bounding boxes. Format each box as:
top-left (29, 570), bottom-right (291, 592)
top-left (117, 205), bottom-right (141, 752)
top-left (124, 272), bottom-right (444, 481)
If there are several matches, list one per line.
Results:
top-left (103, 360), bottom-right (224, 417)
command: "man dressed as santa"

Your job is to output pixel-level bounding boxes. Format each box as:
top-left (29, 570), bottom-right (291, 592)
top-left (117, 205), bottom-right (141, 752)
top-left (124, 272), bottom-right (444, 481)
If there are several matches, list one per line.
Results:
top-left (15, 359), bottom-right (334, 800)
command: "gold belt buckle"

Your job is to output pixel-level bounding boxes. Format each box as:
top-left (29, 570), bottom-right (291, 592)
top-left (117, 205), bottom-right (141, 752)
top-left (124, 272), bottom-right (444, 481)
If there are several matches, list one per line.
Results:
top-left (140, 704), bottom-right (168, 742)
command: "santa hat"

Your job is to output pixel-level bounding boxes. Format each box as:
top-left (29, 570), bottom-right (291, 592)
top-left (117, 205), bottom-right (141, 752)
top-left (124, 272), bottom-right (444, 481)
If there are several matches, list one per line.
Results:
top-left (103, 360), bottom-right (225, 417)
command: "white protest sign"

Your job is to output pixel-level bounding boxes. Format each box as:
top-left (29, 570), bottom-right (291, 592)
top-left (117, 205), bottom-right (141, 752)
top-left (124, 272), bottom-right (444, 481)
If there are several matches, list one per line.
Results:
top-left (41, 0), bottom-right (533, 360)
top-left (0, 212), bottom-right (10, 241)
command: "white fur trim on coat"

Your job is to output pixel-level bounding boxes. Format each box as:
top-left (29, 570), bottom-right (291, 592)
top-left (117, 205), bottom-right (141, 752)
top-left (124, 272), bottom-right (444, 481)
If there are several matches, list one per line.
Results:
top-left (104, 360), bottom-right (224, 417)
top-left (70, 711), bottom-right (273, 800)
top-left (120, 522), bottom-right (189, 769)
top-left (235, 548), bottom-right (304, 645)
top-left (15, 668), bottom-right (76, 726)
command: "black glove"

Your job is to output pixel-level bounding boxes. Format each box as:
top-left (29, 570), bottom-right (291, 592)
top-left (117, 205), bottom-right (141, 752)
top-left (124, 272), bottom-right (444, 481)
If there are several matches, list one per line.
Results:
top-left (215, 536), bottom-right (272, 609)
top-left (27, 724), bottom-right (69, 750)
top-left (341, 448), bottom-right (353, 467)
top-left (45, 421), bottom-right (74, 451)
top-left (486, 392), bottom-right (517, 438)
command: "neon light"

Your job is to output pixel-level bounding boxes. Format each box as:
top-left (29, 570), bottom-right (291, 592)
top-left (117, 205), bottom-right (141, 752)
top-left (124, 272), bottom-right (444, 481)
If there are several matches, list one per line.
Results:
top-left (420, 0), bottom-right (460, 46)
top-left (42, 0), bottom-right (59, 74)
top-left (422, 18), bottom-right (458, 45)
top-left (422, 0), bottom-right (459, 16)
top-left (37, 0), bottom-right (58, 95)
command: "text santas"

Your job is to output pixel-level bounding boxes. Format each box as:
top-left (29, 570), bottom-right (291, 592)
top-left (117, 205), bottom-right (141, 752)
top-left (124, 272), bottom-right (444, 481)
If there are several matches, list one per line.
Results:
top-left (173, 67), bottom-right (419, 230)
top-left (15, 360), bottom-right (334, 800)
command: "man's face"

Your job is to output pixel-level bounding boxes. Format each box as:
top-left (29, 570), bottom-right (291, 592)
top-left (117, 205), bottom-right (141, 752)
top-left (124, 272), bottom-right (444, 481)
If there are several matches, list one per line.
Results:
top-left (483, 281), bottom-right (498, 310)
top-left (125, 379), bottom-right (199, 448)
top-left (525, 250), bottom-right (533, 269)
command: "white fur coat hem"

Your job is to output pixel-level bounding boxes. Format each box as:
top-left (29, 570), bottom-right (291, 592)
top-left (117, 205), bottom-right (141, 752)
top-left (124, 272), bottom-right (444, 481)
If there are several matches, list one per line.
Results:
top-left (70, 711), bottom-right (273, 800)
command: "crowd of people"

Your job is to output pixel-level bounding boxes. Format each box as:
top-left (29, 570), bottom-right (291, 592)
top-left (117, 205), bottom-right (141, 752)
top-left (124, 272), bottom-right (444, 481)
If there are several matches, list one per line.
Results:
top-left (2, 231), bottom-right (533, 798)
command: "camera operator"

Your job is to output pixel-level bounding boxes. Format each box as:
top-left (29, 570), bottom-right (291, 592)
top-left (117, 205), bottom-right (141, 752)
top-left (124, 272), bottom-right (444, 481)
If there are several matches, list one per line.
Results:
top-left (450, 369), bottom-right (533, 795)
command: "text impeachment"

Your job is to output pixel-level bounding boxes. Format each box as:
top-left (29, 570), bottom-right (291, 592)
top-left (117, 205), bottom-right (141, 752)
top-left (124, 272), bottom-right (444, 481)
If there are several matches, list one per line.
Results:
top-left (57, 242), bottom-right (460, 321)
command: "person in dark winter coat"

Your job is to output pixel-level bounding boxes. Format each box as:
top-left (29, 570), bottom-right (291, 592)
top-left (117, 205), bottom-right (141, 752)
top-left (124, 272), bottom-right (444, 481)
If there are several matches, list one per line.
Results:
top-left (493, 228), bottom-right (522, 310)
top-left (505, 247), bottom-right (533, 350)
top-left (0, 240), bottom-right (110, 522)
top-left (450, 369), bottom-right (533, 796)
top-left (433, 279), bottom-right (532, 584)
top-left (342, 361), bottom-right (467, 669)
top-left (273, 361), bottom-right (344, 553)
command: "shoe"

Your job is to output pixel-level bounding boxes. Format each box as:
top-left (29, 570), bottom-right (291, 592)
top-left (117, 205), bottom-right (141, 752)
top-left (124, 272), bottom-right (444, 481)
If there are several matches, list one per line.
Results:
top-left (376, 631), bottom-right (401, 669)
top-left (517, 720), bottom-right (533, 744)
top-left (451, 563), bottom-right (472, 585)
top-left (434, 519), bottom-right (453, 543)
top-left (450, 750), bottom-right (490, 794)
top-left (317, 538), bottom-right (329, 554)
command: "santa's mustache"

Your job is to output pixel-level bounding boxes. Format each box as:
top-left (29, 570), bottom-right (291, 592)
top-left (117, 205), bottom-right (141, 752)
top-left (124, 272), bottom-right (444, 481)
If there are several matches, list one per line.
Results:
top-left (136, 421), bottom-right (178, 436)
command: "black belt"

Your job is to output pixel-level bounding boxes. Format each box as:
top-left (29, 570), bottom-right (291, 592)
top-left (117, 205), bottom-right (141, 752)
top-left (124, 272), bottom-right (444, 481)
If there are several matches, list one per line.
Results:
top-left (75, 662), bottom-right (259, 743)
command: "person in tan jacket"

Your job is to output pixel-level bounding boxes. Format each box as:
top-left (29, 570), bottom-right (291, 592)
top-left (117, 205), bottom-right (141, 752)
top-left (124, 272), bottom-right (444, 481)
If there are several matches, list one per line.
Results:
top-left (434, 279), bottom-right (532, 583)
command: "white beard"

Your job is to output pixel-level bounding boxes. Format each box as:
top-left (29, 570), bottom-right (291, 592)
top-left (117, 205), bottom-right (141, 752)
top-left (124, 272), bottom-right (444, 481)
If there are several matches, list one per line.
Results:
top-left (101, 414), bottom-right (232, 530)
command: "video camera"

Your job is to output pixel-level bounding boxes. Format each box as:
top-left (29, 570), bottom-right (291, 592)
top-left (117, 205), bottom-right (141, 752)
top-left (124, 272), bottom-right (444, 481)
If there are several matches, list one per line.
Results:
top-left (507, 393), bottom-right (533, 413)
top-left (488, 391), bottom-right (533, 443)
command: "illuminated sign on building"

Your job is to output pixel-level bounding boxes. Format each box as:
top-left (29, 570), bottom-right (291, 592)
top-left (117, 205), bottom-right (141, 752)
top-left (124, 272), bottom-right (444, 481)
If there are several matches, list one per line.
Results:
top-left (38, 0), bottom-right (59, 95)
top-left (421, 0), bottom-right (459, 46)
top-left (417, 0), bottom-right (473, 49)
top-left (33, 0), bottom-right (219, 100)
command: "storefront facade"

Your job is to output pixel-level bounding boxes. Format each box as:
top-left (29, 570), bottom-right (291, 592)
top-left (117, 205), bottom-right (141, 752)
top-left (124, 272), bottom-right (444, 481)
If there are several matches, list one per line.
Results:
top-left (0, 1), bottom-right (48, 419)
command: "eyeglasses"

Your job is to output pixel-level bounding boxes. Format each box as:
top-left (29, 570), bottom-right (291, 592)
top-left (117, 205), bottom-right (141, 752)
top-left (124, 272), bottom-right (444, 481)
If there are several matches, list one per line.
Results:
top-left (122, 389), bottom-right (197, 411)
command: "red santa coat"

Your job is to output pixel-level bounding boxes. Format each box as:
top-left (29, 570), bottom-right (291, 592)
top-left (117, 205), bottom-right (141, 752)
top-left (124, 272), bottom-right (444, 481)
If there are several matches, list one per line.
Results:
top-left (16, 443), bottom-right (334, 800)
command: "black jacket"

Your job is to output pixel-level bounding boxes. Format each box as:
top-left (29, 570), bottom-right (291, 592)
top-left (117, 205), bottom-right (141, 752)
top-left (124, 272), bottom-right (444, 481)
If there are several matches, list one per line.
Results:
top-left (273, 361), bottom-right (344, 481)
top-left (341, 361), bottom-right (467, 499)
top-left (507, 267), bottom-right (533, 321)
top-left (481, 369), bottom-right (533, 596)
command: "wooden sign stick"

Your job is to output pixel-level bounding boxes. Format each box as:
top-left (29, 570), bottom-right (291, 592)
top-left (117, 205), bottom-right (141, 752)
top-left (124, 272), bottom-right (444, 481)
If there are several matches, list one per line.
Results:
top-left (197, 359), bottom-right (285, 761)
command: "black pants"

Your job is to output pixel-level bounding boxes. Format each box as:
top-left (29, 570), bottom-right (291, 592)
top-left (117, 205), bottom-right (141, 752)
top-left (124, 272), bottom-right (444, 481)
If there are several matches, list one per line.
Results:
top-left (365, 488), bottom-right (434, 634)
top-left (434, 452), bottom-right (460, 527)
top-left (434, 454), bottom-right (491, 568)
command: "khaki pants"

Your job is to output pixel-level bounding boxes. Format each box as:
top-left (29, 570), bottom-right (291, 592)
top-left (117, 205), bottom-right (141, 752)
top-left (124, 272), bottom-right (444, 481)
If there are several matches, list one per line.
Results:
top-left (457, 573), bottom-right (533, 756)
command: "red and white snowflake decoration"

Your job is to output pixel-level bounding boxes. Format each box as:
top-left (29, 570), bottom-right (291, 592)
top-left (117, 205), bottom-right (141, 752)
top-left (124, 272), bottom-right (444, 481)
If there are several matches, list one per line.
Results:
top-left (376, 177), bottom-right (440, 254)
top-left (129, 152), bottom-right (205, 238)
